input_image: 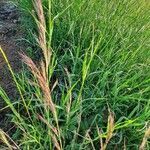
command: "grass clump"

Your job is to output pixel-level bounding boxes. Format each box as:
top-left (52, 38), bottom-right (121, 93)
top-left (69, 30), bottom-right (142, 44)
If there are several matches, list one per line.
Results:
top-left (0, 0), bottom-right (150, 149)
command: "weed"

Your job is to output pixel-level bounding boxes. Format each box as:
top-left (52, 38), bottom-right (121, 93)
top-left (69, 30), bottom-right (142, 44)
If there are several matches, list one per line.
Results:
top-left (0, 0), bottom-right (150, 149)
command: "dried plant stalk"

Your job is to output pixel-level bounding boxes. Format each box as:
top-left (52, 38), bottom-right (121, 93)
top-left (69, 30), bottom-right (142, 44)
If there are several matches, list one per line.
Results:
top-left (0, 129), bottom-right (19, 150)
top-left (139, 127), bottom-right (150, 150)
top-left (99, 110), bottom-right (115, 150)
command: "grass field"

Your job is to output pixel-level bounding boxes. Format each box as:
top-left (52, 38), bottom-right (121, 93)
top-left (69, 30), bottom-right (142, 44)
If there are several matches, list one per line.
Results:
top-left (0, 0), bottom-right (150, 149)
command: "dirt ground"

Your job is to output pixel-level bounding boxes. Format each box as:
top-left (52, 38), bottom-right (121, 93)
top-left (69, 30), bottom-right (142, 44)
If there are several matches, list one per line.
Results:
top-left (0, 1), bottom-right (23, 129)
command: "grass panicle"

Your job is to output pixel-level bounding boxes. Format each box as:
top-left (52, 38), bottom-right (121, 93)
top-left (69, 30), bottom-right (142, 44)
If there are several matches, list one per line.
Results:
top-left (33, 0), bottom-right (51, 76)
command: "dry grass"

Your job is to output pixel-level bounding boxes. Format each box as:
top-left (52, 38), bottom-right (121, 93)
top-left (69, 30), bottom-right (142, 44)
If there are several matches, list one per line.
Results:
top-left (100, 110), bottom-right (115, 150)
top-left (0, 129), bottom-right (19, 150)
top-left (139, 126), bottom-right (150, 150)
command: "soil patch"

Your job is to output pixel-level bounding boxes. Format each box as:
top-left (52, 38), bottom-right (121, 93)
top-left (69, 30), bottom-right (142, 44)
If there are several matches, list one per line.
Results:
top-left (0, 1), bottom-right (24, 130)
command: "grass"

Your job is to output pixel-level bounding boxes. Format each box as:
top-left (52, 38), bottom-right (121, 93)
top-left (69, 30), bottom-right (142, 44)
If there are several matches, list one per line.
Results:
top-left (0, 0), bottom-right (150, 149)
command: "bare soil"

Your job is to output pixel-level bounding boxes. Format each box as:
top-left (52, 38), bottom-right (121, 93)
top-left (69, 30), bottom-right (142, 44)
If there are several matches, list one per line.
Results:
top-left (0, 1), bottom-right (23, 129)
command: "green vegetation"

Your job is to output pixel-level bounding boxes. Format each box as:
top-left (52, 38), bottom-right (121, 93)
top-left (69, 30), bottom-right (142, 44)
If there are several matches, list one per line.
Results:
top-left (0, 0), bottom-right (150, 149)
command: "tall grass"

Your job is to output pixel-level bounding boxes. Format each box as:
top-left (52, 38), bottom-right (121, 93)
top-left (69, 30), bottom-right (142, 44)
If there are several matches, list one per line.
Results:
top-left (0, 0), bottom-right (150, 149)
